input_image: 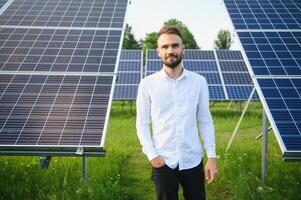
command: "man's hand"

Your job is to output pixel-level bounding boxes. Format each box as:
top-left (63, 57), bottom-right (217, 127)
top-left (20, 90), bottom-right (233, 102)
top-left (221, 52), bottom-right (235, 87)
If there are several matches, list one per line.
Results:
top-left (151, 156), bottom-right (165, 168)
top-left (205, 158), bottom-right (217, 184)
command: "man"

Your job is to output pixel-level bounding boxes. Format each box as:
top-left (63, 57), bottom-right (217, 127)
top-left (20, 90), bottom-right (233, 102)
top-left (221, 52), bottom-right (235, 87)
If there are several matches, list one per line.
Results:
top-left (136, 26), bottom-right (217, 200)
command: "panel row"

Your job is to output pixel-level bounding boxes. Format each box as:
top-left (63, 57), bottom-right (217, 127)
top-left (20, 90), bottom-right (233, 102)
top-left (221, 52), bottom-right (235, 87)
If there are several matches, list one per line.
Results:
top-left (0, 74), bottom-right (114, 146)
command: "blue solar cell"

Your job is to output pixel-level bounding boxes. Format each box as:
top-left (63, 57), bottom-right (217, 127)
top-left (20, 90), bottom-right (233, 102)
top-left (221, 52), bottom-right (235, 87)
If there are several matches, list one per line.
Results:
top-left (147, 50), bottom-right (158, 59)
top-left (117, 72), bottom-right (140, 84)
top-left (219, 61), bottom-right (248, 72)
top-left (120, 50), bottom-right (142, 60)
top-left (183, 61), bottom-right (218, 72)
top-left (238, 31), bottom-right (301, 76)
top-left (184, 50), bottom-right (215, 60)
top-left (114, 50), bottom-right (142, 100)
top-left (0, 0), bottom-right (128, 28)
top-left (224, 0), bottom-right (301, 30)
top-left (209, 86), bottom-right (226, 100)
top-left (223, 73), bottom-right (252, 84)
top-left (0, 0), bottom-right (7, 9)
top-left (146, 60), bottom-right (162, 72)
top-left (118, 61), bottom-right (141, 72)
top-left (113, 85), bottom-right (138, 100)
top-left (198, 73), bottom-right (221, 84)
top-left (257, 78), bottom-right (301, 150)
top-left (226, 86), bottom-right (259, 100)
top-left (0, 74), bottom-right (113, 146)
top-left (216, 50), bottom-right (243, 60)
top-left (0, 28), bottom-right (122, 73)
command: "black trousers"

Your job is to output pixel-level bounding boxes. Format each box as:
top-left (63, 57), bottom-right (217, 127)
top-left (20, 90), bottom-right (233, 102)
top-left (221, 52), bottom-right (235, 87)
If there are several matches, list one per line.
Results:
top-left (151, 160), bottom-right (206, 200)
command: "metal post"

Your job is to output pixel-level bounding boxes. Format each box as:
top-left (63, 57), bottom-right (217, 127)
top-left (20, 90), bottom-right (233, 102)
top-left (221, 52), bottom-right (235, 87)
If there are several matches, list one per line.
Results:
top-left (262, 111), bottom-right (268, 185)
top-left (227, 100), bottom-right (233, 110)
top-left (83, 156), bottom-right (88, 182)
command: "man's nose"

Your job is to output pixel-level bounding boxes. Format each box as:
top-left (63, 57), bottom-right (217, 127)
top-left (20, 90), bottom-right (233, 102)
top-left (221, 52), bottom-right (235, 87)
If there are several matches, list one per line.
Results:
top-left (167, 46), bottom-right (174, 54)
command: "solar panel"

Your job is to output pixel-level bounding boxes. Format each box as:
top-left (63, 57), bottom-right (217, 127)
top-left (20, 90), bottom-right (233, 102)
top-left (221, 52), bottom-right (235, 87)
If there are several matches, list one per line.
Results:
top-left (224, 0), bottom-right (301, 30)
top-left (217, 50), bottom-right (259, 100)
top-left (113, 85), bottom-right (138, 100)
top-left (257, 78), bottom-right (301, 158)
top-left (0, 0), bottom-right (127, 28)
top-left (0, 0), bottom-right (129, 156)
top-left (224, 0), bottom-right (301, 159)
top-left (0, 27), bottom-right (122, 73)
top-left (0, 74), bottom-right (114, 154)
top-left (0, 0), bottom-right (8, 9)
top-left (237, 31), bottom-right (301, 76)
top-left (113, 50), bottom-right (142, 100)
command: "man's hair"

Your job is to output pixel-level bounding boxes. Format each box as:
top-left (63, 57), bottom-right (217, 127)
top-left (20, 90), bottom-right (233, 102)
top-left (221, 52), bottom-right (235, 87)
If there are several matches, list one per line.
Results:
top-left (157, 26), bottom-right (183, 42)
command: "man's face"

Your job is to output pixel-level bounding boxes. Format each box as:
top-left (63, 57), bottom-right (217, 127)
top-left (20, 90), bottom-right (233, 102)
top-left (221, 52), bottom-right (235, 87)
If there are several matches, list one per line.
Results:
top-left (157, 33), bottom-right (185, 69)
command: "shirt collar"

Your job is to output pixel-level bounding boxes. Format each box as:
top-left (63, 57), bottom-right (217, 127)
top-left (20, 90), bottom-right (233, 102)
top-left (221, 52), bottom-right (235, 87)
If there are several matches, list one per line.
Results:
top-left (159, 66), bottom-right (187, 81)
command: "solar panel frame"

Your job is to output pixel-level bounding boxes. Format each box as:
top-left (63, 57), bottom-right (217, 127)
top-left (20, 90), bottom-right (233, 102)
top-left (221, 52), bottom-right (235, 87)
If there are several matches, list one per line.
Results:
top-left (113, 49), bottom-right (142, 100)
top-left (223, 0), bottom-right (301, 160)
top-left (0, 74), bottom-right (116, 156)
top-left (0, 0), bottom-right (130, 156)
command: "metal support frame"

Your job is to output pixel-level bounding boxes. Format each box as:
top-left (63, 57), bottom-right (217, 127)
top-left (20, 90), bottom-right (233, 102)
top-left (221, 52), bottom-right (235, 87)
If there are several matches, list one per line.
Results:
top-left (40, 156), bottom-right (51, 170)
top-left (262, 111), bottom-right (268, 184)
top-left (225, 87), bottom-right (255, 153)
top-left (83, 156), bottom-right (88, 182)
top-left (227, 100), bottom-right (233, 110)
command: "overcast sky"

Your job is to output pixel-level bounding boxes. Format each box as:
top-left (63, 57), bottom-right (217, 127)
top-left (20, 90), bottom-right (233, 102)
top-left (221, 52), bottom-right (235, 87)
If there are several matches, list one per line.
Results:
top-left (125, 0), bottom-right (240, 50)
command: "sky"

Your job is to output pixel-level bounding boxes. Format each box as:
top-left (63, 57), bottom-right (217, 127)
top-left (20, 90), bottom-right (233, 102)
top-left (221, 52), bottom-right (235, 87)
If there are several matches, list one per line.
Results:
top-left (125, 0), bottom-right (240, 50)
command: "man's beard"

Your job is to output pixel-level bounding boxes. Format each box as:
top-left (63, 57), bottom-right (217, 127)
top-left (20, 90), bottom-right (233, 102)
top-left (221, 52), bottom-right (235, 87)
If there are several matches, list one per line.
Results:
top-left (162, 54), bottom-right (183, 69)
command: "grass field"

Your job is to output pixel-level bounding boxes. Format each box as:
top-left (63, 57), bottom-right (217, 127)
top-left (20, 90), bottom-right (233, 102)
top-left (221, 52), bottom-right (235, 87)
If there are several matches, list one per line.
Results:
top-left (0, 101), bottom-right (301, 200)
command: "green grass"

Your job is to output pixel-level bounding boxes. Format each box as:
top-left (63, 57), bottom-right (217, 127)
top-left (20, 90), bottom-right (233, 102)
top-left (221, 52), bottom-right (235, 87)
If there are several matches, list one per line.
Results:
top-left (0, 101), bottom-right (301, 200)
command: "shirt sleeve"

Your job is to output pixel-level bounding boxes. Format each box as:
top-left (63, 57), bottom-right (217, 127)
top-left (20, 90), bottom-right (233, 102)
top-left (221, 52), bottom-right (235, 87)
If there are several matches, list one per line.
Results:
top-left (136, 79), bottom-right (158, 161)
top-left (197, 77), bottom-right (216, 158)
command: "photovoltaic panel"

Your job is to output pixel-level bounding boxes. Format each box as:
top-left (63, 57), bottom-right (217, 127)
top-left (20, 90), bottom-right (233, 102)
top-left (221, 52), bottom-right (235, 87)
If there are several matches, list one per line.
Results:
top-left (219, 60), bottom-right (248, 72)
top-left (0, 74), bottom-right (114, 154)
top-left (223, 72), bottom-right (252, 85)
top-left (183, 50), bottom-right (216, 60)
top-left (114, 50), bottom-right (142, 100)
top-left (0, 0), bottom-right (129, 155)
top-left (224, 0), bottom-right (301, 159)
top-left (0, 0), bottom-right (7, 9)
top-left (117, 72), bottom-right (140, 84)
top-left (226, 85), bottom-right (259, 100)
top-left (224, 0), bottom-right (301, 30)
top-left (237, 31), bottom-right (301, 76)
top-left (216, 50), bottom-right (244, 60)
top-left (0, 0), bottom-right (128, 28)
top-left (113, 85), bottom-right (138, 100)
top-left (217, 50), bottom-right (259, 100)
top-left (257, 78), bottom-right (301, 158)
top-left (120, 49), bottom-right (142, 60)
top-left (0, 27), bottom-right (122, 73)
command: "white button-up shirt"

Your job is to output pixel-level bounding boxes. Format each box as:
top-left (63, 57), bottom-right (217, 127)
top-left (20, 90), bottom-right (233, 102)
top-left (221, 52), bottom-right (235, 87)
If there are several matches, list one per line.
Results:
top-left (136, 68), bottom-right (216, 170)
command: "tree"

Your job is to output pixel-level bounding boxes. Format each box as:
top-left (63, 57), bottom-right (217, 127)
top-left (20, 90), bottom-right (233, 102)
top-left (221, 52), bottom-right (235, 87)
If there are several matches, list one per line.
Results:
top-left (122, 24), bottom-right (142, 49)
top-left (142, 19), bottom-right (199, 50)
top-left (214, 29), bottom-right (233, 50)
top-left (164, 19), bottom-right (199, 49)
top-left (143, 32), bottom-right (157, 50)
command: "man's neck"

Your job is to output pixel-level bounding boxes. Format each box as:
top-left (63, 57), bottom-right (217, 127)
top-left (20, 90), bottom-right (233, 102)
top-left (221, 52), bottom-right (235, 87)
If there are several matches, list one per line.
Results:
top-left (163, 64), bottom-right (183, 80)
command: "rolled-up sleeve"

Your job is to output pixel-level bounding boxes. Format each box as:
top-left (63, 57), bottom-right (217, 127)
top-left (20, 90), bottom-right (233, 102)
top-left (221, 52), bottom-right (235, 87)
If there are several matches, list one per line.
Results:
top-left (197, 77), bottom-right (216, 158)
top-left (136, 80), bottom-right (158, 161)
